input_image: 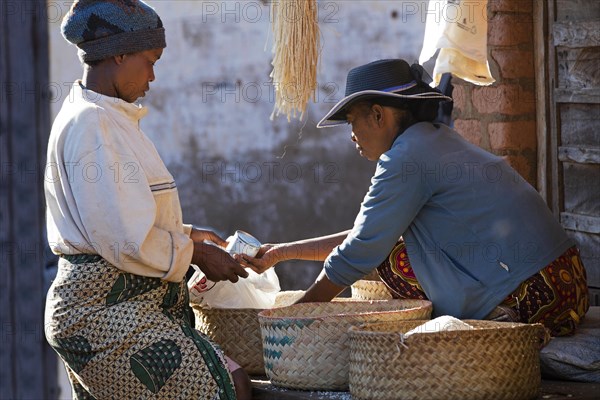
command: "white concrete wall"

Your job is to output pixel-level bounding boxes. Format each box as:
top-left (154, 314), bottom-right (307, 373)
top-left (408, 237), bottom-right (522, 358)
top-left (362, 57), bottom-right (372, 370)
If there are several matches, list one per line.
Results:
top-left (48, 0), bottom-right (427, 290)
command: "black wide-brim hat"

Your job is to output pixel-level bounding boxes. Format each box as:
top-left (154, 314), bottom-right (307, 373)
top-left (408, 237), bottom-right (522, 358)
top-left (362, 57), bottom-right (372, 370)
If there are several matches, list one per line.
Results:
top-left (317, 59), bottom-right (452, 128)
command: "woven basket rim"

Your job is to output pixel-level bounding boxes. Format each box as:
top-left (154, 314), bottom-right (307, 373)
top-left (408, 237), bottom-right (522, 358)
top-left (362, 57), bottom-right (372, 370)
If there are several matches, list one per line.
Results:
top-left (190, 290), bottom-right (308, 311)
top-left (189, 296), bottom-right (366, 312)
top-left (349, 319), bottom-right (547, 340)
top-left (191, 304), bottom-right (265, 312)
top-left (352, 279), bottom-right (388, 285)
top-left (257, 299), bottom-right (432, 321)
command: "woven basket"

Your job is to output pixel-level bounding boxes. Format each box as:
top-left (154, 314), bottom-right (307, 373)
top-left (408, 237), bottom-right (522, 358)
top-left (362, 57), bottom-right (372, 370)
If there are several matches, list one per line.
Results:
top-left (349, 319), bottom-right (547, 400)
top-left (192, 291), bottom-right (306, 376)
top-left (351, 279), bottom-right (393, 300)
top-left (258, 299), bottom-right (432, 390)
top-left (362, 269), bottom-right (381, 281)
top-left (272, 290), bottom-right (305, 307)
top-left (192, 306), bottom-right (265, 375)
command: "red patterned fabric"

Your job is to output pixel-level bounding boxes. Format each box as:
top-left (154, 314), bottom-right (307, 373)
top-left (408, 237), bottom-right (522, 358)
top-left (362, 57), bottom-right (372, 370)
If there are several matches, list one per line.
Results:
top-left (500, 246), bottom-right (589, 336)
top-left (377, 242), bottom-right (589, 336)
top-left (377, 242), bottom-right (427, 300)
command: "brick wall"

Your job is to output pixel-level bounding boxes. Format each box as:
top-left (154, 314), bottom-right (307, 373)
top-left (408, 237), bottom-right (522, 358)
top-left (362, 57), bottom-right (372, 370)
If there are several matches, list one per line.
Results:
top-left (453, 0), bottom-right (537, 186)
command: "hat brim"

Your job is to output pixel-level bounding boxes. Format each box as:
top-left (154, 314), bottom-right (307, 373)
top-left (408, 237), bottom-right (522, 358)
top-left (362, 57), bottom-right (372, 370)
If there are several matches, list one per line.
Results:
top-left (316, 90), bottom-right (453, 128)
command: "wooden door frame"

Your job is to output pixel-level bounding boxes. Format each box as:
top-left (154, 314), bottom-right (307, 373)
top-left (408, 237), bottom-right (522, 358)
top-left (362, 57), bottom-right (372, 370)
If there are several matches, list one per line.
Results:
top-left (534, 0), bottom-right (561, 217)
top-left (0, 0), bottom-right (59, 397)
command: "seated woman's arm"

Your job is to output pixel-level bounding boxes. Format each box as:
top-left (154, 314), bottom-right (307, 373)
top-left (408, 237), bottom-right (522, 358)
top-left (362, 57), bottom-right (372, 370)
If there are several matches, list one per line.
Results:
top-left (237, 230), bottom-right (351, 273)
top-left (297, 269), bottom-right (346, 303)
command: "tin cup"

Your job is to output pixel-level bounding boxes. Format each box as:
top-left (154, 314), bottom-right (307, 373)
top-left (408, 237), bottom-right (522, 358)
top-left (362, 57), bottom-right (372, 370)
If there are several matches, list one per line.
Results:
top-left (225, 230), bottom-right (261, 257)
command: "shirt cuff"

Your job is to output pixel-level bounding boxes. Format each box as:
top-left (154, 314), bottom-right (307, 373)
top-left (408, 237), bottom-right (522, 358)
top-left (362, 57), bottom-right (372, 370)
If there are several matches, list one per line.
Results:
top-left (162, 232), bottom-right (194, 282)
top-left (324, 250), bottom-right (358, 287)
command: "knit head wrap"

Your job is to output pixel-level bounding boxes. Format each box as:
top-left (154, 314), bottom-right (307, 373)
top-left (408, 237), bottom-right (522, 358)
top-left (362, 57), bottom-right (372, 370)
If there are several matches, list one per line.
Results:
top-left (61, 0), bottom-right (166, 63)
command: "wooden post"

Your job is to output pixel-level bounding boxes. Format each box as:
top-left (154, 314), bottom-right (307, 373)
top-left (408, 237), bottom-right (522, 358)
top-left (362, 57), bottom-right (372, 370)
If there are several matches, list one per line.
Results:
top-left (0, 0), bottom-right (59, 398)
top-left (533, 0), bottom-right (551, 202)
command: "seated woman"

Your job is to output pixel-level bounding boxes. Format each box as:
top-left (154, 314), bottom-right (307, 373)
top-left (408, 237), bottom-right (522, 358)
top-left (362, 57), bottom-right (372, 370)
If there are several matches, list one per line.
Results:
top-left (44, 1), bottom-right (250, 398)
top-left (239, 59), bottom-right (589, 337)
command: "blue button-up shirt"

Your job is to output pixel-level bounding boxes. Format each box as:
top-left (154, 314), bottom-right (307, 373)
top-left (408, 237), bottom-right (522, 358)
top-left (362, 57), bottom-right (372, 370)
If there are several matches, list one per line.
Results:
top-left (324, 122), bottom-right (574, 318)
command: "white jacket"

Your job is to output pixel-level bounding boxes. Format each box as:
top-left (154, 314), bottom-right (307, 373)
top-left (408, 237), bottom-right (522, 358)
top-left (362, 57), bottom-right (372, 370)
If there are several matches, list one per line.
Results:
top-left (45, 82), bottom-right (193, 282)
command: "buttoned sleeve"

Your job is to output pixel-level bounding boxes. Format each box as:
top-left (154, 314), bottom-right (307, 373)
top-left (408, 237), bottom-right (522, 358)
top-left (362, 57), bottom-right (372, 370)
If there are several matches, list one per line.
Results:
top-left (324, 146), bottom-right (431, 286)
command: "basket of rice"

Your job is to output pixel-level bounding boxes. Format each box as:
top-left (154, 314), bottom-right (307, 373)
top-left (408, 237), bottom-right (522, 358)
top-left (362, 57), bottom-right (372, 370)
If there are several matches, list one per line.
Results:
top-left (348, 318), bottom-right (548, 400)
top-left (258, 299), bottom-right (432, 390)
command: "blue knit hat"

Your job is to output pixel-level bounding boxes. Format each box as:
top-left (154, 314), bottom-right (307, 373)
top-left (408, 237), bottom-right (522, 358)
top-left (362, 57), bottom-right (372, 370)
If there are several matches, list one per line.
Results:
top-left (61, 0), bottom-right (166, 63)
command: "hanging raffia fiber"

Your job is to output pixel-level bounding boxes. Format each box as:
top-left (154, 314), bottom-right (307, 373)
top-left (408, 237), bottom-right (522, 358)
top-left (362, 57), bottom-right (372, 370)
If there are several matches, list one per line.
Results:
top-left (270, 0), bottom-right (320, 121)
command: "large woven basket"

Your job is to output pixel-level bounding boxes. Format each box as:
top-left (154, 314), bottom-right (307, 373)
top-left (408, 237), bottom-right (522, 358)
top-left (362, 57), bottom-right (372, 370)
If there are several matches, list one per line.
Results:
top-left (192, 306), bottom-right (265, 375)
top-left (192, 291), bottom-right (306, 375)
top-left (351, 279), bottom-right (393, 300)
top-left (349, 319), bottom-right (547, 400)
top-left (258, 299), bottom-right (432, 390)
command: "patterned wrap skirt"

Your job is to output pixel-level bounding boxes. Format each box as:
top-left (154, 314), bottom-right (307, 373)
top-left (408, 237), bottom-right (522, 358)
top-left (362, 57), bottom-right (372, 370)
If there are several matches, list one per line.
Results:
top-left (377, 242), bottom-right (590, 337)
top-left (44, 255), bottom-right (236, 399)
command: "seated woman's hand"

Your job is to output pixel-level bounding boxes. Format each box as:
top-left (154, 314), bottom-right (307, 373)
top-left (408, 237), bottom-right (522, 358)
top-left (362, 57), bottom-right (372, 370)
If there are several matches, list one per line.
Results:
top-left (192, 242), bottom-right (248, 282)
top-left (235, 243), bottom-right (283, 274)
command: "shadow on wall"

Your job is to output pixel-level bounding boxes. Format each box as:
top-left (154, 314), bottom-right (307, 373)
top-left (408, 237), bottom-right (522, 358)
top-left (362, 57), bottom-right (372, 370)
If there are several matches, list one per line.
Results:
top-left (170, 119), bottom-right (375, 290)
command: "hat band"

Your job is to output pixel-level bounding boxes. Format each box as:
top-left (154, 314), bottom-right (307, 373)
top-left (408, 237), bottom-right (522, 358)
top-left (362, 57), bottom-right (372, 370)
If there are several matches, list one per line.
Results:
top-left (381, 81), bottom-right (418, 93)
top-left (77, 27), bottom-right (166, 62)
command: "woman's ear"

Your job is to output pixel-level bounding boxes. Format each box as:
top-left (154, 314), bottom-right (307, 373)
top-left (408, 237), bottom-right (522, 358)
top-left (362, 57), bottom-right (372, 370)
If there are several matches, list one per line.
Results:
top-left (113, 54), bottom-right (125, 65)
top-left (371, 104), bottom-right (385, 126)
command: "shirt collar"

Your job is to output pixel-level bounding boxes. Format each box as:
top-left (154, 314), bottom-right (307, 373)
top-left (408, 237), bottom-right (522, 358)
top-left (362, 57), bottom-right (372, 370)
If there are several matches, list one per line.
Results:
top-left (74, 80), bottom-right (149, 122)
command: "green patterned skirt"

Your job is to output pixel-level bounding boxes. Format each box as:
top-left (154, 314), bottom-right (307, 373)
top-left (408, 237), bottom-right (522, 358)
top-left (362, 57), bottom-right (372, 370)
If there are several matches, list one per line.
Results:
top-left (45, 255), bottom-right (237, 399)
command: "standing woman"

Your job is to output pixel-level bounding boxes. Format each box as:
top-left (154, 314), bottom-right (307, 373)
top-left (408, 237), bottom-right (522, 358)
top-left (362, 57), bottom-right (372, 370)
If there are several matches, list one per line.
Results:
top-left (44, 1), bottom-right (251, 398)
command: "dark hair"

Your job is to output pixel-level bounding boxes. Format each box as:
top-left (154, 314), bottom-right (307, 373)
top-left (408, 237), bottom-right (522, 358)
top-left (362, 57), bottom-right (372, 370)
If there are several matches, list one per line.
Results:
top-left (386, 81), bottom-right (442, 123)
top-left (85, 59), bottom-right (103, 68)
top-left (84, 51), bottom-right (145, 68)
top-left (356, 89), bottom-right (442, 124)
top-left (354, 94), bottom-right (441, 134)
top-left (404, 98), bottom-right (442, 122)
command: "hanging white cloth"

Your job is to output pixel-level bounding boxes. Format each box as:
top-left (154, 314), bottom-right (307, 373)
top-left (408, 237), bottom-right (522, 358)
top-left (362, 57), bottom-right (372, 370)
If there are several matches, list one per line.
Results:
top-left (419, 0), bottom-right (495, 86)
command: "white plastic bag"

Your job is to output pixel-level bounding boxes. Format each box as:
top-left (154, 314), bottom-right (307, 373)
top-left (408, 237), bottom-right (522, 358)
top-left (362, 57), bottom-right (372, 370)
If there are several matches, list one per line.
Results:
top-left (419, 0), bottom-right (494, 86)
top-left (188, 267), bottom-right (280, 309)
top-left (187, 232), bottom-right (280, 309)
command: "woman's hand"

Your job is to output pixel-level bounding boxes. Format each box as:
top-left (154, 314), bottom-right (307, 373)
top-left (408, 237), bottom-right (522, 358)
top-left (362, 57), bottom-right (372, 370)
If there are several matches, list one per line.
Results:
top-left (235, 231), bottom-right (349, 274)
top-left (192, 242), bottom-right (248, 283)
top-left (235, 243), bottom-right (284, 273)
top-left (296, 269), bottom-right (346, 303)
top-left (190, 227), bottom-right (228, 248)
